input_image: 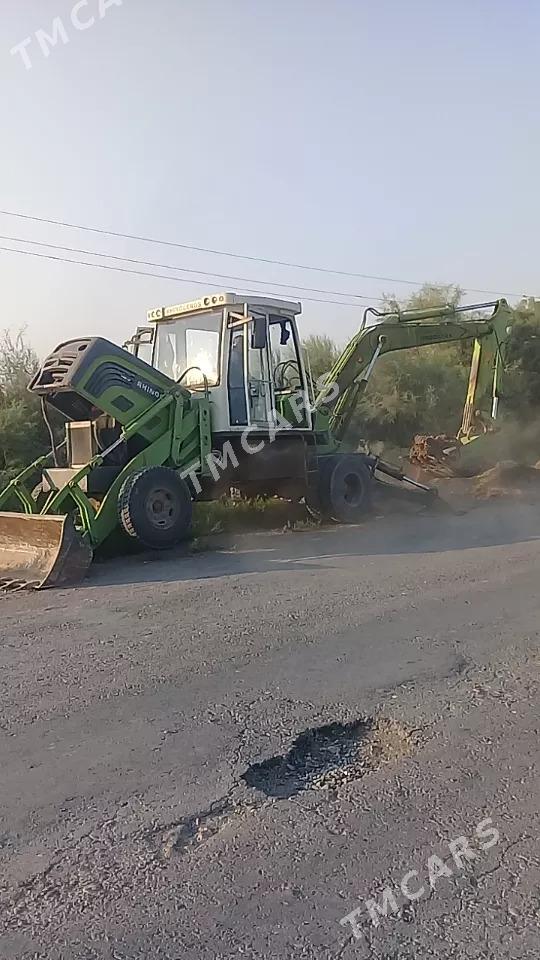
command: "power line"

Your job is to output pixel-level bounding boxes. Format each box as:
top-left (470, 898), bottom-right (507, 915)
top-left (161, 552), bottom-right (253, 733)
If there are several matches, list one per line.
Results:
top-left (0, 245), bottom-right (363, 307)
top-left (0, 233), bottom-right (385, 303)
top-left (0, 209), bottom-right (524, 299)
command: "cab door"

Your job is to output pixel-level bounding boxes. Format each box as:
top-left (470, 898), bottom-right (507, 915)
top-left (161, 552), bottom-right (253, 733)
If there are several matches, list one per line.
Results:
top-left (246, 312), bottom-right (273, 426)
top-left (268, 315), bottom-right (311, 429)
top-left (226, 310), bottom-right (273, 428)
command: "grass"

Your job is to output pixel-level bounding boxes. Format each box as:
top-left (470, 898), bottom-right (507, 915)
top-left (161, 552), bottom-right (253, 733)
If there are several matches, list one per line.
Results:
top-left (191, 497), bottom-right (312, 538)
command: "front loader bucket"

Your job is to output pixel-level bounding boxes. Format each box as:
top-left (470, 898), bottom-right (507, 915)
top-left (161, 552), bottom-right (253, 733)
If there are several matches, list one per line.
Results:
top-left (0, 513), bottom-right (93, 590)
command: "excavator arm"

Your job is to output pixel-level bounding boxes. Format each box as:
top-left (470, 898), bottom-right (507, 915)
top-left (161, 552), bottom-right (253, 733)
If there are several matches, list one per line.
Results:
top-left (458, 332), bottom-right (504, 442)
top-left (314, 299), bottom-right (513, 443)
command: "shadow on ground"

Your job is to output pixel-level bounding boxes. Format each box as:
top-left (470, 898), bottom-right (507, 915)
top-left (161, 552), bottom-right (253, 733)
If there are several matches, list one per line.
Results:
top-left (86, 499), bottom-right (540, 590)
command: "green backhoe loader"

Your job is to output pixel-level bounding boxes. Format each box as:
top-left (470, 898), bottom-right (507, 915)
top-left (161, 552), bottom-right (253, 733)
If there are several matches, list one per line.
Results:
top-left (0, 293), bottom-right (513, 588)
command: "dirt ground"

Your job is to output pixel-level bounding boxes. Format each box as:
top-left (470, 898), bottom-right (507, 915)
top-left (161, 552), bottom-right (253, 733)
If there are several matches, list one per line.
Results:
top-left (408, 458), bottom-right (540, 511)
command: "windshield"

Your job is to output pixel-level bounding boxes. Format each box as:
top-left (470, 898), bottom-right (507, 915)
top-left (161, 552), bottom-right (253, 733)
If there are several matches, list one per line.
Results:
top-left (153, 312), bottom-right (221, 387)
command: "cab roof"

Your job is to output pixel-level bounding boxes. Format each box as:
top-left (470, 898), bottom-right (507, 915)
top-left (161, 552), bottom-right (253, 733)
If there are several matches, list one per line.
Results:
top-left (147, 292), bottom-right (302, 323)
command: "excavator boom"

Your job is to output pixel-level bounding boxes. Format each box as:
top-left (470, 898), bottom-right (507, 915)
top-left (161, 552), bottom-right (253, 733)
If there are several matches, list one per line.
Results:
top-left (314, 299), bottom-right (513, 442)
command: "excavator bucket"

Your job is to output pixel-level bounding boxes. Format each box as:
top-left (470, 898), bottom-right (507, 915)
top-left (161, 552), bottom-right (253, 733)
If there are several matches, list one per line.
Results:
top-left (0, 513), bottom-right (93, 590)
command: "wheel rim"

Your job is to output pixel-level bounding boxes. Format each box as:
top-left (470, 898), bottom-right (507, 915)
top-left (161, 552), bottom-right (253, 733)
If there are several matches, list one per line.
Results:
top-left (145, 487), bottom-right (178, 530)
top-left (341, 472), bottom-right (363, 507)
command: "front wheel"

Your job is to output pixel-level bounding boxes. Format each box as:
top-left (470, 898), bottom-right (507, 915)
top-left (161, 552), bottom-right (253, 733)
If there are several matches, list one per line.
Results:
top-left (117, 467), bottom-right (193, 549)
top-left (318, 455), bottom-right (373, 523)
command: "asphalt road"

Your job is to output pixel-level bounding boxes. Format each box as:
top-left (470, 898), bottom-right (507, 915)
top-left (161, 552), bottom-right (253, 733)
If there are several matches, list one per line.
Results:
top-left (1, 502), bottom-right (540, 959)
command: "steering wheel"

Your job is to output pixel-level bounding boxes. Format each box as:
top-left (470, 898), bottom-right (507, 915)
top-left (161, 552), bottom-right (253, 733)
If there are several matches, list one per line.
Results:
top-left (273, 360), bottom-right (302, 391)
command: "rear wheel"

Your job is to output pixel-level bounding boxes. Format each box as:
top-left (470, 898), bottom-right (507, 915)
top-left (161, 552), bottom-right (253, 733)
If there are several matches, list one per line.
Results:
top-left (306, 456), bottom-right (334, 520)
top-left (318, 455), bottom-right (372, 523)
top-left (118, 467), bottom-right (192, 549)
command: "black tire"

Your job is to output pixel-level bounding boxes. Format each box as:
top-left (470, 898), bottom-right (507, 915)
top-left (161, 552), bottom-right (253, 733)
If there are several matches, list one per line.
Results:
top-left (318, 454), bottom-right (372, 523)
top-left (117, 467), bottom-right (192, 549)
top-left (305, 456), bottom-right (335, 520)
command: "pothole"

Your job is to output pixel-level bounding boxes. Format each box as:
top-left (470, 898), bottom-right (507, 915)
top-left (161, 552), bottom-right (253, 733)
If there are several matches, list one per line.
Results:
top-left (241, 716), bottom-right (414, 798)
top-left (161, 715), bottom-right (416, 857)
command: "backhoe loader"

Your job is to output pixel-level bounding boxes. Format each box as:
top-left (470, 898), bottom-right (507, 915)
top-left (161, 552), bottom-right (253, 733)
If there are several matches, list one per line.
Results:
top-left (0, 293), bottom-right (512, 588)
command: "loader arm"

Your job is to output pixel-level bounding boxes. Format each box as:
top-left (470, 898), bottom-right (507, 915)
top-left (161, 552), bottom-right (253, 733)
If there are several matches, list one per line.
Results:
top-left (313, 299), bottom-right (513, 442)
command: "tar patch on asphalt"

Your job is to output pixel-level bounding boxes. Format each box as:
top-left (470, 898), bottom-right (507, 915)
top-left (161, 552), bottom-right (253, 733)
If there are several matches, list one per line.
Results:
top-left (242, 717), bottom-right (414, 798)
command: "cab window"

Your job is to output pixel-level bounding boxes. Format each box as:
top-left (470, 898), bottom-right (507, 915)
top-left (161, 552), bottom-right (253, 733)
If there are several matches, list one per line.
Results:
top-left (269, 317), bottom-right (302, 392)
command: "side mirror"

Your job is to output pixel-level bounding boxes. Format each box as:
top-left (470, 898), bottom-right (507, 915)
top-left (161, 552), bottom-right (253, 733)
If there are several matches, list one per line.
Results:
top-left (252, 316), bottom-right (267, 349)
top-left (123, 327), bottom-right (154, 348)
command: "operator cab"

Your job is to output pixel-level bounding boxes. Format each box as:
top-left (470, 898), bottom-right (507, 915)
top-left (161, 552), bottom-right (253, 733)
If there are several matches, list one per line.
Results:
top-left (134, 293), bottom-right (312, 434)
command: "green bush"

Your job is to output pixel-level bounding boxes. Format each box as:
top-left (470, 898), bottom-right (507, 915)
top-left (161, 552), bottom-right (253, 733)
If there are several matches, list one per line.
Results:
top-left (503, 311), bottom-right (540, 421)
top-left (0, 331), bottom-right (48, 488)
top-left (353, 344), bottom-right (470, 446)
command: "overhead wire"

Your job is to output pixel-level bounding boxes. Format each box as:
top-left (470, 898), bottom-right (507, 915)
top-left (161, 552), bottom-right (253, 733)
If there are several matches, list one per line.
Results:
top-left (0, 233), bottom-right (386, 303)
top-left (0, 209), bottom-right (526, 300)
top-left (0, 245), bottom-right (364, 307)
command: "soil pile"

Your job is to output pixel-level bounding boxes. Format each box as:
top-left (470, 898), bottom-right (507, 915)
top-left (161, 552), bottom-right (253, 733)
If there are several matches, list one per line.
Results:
top-left (472, 460), bottom-right (540, 500)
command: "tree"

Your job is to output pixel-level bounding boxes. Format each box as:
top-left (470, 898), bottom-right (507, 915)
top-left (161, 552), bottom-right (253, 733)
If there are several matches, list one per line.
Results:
top-left (381, 283), bottom-right (464, 313)
top-left (303, 334), bottom-right (341, 383)
top-left (504, 300), bottom-right (540, 420)
top-left (351, 283), bottom-right (471, 446)
top-left (0, 330), bottom-right (48, 487)
top-left (355, 351), bottom-right (470, 445)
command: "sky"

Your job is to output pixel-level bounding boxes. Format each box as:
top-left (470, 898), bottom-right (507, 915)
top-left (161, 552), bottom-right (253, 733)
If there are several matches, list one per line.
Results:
top-left (1, 0), bottom-right (539, 355)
